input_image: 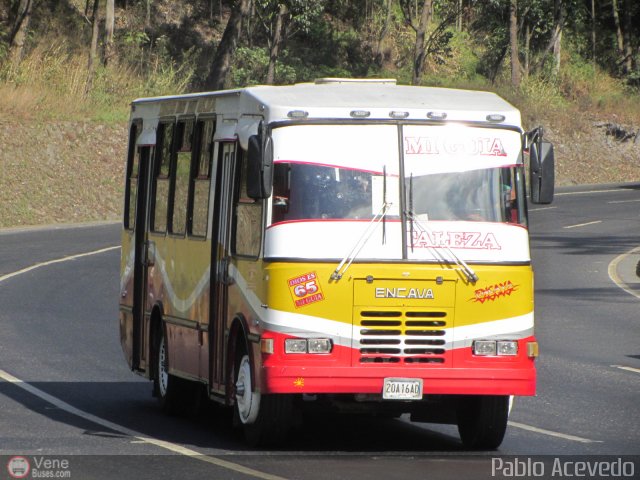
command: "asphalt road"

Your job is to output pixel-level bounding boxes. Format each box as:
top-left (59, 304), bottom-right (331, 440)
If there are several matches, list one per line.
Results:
top-left (1, 185), bottom-right (639, 480)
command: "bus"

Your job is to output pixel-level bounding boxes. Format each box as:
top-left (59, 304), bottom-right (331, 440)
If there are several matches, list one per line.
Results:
top-left (119, 78), bottom-right (554, 449)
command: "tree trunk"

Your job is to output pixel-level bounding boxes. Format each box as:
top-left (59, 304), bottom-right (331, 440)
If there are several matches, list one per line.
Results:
top-left (591, 0), bottom-right (596, 71)
top-left (374, 0), bottom-right (392, 67)
top-left (623, 0), bottom-right (633, 74)
top-left (524, 22), bottom-right (531, 79)
top-left (266, 3), bottom-right (288, 85)
top-left (552, 23), bottom-right (562, 77)
top-left (104, 0), bottom-right (115, 66)
top-left (411, 0), bottom-right (433, 85)
top-left (8, 0), bottom-right (34, 67)
top-left (509, 0), bottom-right (521, 88)
top-left (205, 0), bottom-right (251, 91)
top-left (535, 0), bottom-right (566, 73)
top-left (611, 0), bottom-right (624, 67)
top-left (146, 0), bottom-right (151, 29)
top-left (86, 0), bottom-right (101, 96)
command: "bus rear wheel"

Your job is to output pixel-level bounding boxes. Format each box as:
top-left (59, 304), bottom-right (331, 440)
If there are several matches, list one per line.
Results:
top-left (234, 353), bottom-right (292, 447)
top-left (456, 395), bottom-right (509, 450)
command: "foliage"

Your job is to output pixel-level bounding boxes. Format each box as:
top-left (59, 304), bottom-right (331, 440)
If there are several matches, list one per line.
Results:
top-left (0, 0), bottom-right (637, 118)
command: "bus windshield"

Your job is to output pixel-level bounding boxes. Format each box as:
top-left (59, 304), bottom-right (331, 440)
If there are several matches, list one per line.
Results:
top-left (271, 163), bottom-right (397, 223)
top-left (406, 166), bottom-right (526, 225)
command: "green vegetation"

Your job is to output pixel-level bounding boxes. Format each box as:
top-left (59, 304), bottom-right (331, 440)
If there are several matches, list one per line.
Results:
top-left (0, 0), bottom-right (638, 228)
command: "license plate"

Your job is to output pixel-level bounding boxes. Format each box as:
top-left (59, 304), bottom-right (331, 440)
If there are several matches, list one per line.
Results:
top-left (382, 378), bottom-right (423, 400)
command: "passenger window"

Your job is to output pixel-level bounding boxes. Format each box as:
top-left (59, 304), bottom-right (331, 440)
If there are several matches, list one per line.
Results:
top-left (124, 120), bottom-right (142, 230)
top-left (190, 119), bottom-right (215, 237)
top-left (152, 121), bottom-right (173, 233)
top-left (170, 120), bottom-right (193, 235)
top-left (233, 150), bottom-right (262, 257)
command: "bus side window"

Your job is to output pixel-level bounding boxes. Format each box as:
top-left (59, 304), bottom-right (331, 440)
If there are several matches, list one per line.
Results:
top-left (190, 119), bottom-right (215, 237)
top-left (124, 120), bottom-right (142, 230)
top-left (233, 149), bottom-right (263, 257)
top-left (151, 121), bottom-right (173, 233)
top-left (170, 119), bottom-right (194, 235)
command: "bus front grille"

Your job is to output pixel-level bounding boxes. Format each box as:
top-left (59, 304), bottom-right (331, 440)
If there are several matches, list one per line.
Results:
top-left (355, 309), bottom-right (449, 365)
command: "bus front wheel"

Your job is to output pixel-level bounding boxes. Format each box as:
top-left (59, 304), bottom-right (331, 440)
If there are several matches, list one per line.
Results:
top-left (153, 326), bottom-right (181, 414)
top-left (234, 353), bottom-right (292, 446)
top-left (456, 395), bottom-right (509, 450)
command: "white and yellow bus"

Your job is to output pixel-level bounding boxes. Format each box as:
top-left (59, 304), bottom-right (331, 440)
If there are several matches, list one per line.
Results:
top-left (119, 78), bottom-right (554, 448)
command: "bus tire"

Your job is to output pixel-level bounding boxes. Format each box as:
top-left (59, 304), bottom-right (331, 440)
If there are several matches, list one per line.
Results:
top-left (153, 325), bottom-right (181, 414)
top-left (456, 395), bottom-right (509, 450)
top-left (234, 352), bottom-right (292, 447)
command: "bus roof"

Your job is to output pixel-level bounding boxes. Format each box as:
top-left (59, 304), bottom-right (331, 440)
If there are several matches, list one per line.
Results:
top-left (131, 79), bottom-right (522, 129)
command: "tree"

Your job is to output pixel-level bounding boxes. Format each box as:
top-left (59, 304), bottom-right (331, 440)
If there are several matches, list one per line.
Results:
top-left (8, 0), bottom-right (34, 67)
top-left (254, 0), bottom-right (324, 84)
top-left (266, 3), bottom-right (287, 84)
top-left (374, 0), bottom-right (393, 67)
top-left (400, 0), bottom-right (433, 85)
top-left (86, 0), bottom-right (100, 95)
top-left (104, 0), bottom-right (115, 66)
top-left (206, 0), bottom-right (251, 90)
top-left (509, 0), bottom-right (521, 87)
top-left (533, 0), bottom-right (566, 76)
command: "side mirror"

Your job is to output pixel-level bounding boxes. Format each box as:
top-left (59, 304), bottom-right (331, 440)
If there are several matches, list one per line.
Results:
top-left (247, 134), bottom-right (273, 199)
top-left (529, 140), bottom-right (555, 204)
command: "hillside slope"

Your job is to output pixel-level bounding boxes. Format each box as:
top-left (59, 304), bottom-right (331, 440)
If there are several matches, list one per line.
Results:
top-left (0, 120), bottom-right (126, 228)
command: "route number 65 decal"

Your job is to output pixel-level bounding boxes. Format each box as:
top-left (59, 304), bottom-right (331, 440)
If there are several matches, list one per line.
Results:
top-left (288, 271), bottom-right (325, 308)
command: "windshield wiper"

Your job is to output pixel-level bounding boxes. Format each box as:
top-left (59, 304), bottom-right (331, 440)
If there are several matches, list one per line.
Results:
top-left (406, 174), bottom-right (479, 284)
top-left (331, 168), bottom-right (392, 281)
top-left (331, 201), bottom-right (393, 281)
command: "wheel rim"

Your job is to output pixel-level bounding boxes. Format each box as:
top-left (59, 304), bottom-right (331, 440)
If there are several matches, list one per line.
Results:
top-left (158, 335), bottom-right (169, 397)
top-left (235, 355), bottom-right (260, 424)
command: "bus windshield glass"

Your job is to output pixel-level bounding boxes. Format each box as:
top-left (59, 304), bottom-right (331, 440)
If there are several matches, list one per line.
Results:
top-left (406, 166), bottom-right (526, 225)
top-left (271, 163), bottom-right (399, 223)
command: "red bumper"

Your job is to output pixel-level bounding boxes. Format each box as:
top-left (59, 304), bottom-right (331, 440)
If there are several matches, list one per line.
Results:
top-left (261, 336), bottom-right (537, 396)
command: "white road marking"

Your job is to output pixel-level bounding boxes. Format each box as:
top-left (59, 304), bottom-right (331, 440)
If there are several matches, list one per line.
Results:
top-left (555, 188), bottom-right (633, 196)
top-left (0, 246), bottom-right (121, 285)
top-left (608, 199), bottom-right (640, 204)
top-left (0, 368), bottom-right (288, 480)
top-left (528, 206), bottom-right (557, 212)
top-left (608, 246), bottom-right (640, 300)
top-left (563, 220), bottom-right (602, 229)
top-left (508, 421), bottom-right (602, 443)
top-left (611, 365), bottom-right (640, 375)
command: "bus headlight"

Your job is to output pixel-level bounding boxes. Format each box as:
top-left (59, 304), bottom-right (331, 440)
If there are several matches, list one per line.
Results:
top-left (473, 340), bottom-right (496, 356)
top-left (308, 338), bottom-right (332, 354)
top-left (284, 338), bottom-right (333, 354)
top-left (285, 339), bottom-right (308, 354)
top-left (473, 340), bottom-right (519, 356)
top-left (497, 340), bottom-right (518, 356)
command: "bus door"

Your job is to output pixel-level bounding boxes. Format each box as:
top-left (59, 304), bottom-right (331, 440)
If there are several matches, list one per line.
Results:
top-left (121, 119), bottom-right (153, 372)
top-left (131, 145), bottom-right (151, 371)
top-left (209, 142), bottom-right (237, 393)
